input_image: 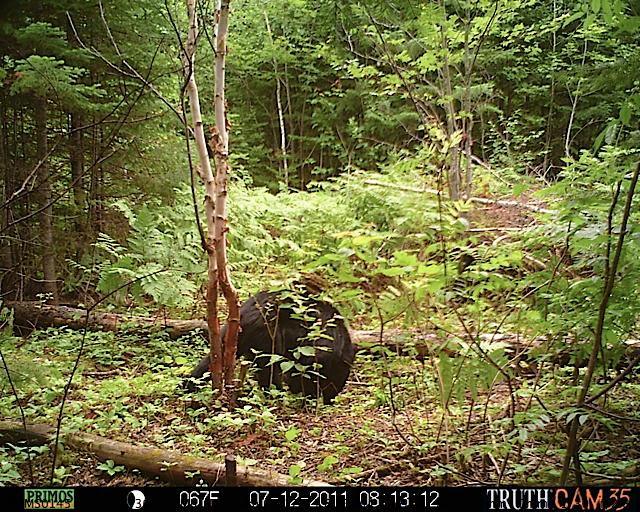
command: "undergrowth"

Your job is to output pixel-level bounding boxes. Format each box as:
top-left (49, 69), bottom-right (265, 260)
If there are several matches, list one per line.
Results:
top-left (1, 157), bottom-right (640, 486)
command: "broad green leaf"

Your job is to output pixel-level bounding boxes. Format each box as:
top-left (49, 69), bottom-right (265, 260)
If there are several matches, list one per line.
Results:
top-left (619, 103), bottom-right (631, 126)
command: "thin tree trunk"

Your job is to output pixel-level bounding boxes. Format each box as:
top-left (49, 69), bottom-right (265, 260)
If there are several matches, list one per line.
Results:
top-left (565, 38), bottom-right (588, 160)
top-left (264, 11), bottom-right (288, 189)
top-left (89, 110), bottom-right (101, 235)
top-left (184, 0), bottom-right (223, 393)
top-left (462, 12), bottom-right (473, 201)
top-left (439, 22), bottom-right (461, 201)
top-left (3, 103), bottom-right (25, 300)
top-left (183, 0), bottom-right (239, 398)
top-left (542, 0), bottom-right (558, 174)
top-left (212, 0), bottom-right (240, 396)
top-left (284, 61), bottom-right (294, 171)
top-left (559, 162), bottom-right (640, 485)
top-left (34, 97), bottom-right (58, 304)
top-left (67, 15), bottom-right (87, 255)
top-left (0, 89), bottom-right (14, 299)
top-left (69, 112), bottom-right (86, 258)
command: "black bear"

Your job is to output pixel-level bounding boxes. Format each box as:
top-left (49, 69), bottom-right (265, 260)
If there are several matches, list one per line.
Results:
top-left (188, 290), bottom-right (355, 403)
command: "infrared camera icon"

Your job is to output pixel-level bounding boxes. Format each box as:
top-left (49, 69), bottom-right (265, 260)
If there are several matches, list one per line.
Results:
top-left (127, 490), bottom-right (146, 509)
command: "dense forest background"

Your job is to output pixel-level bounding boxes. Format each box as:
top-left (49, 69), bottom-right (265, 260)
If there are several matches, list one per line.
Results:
top-left (0, 0), bottom-right (639, 488)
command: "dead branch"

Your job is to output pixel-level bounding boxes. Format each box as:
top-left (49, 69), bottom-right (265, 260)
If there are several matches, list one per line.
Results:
top-left (364, 179), bottom-right (553, 214)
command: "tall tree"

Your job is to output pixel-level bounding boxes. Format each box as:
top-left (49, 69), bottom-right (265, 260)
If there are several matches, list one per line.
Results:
top-left (34, 95), bottom-right (58, 303)
top-left (0, 0), bottom-right (185, 301)
top-left (182, 0), bottom-right (239, 397)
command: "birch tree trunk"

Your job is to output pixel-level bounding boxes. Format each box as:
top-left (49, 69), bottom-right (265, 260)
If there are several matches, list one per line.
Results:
top-left (69, 112), bottom-right (86, 258)
top-left (183, 0), bottom-right (238, 397)
top-left (184, 0), bottom-right (222, 392)
top-left (212, 0), bottom-right (240, 394)
top-left (264, 11), bottom-right (288, 188)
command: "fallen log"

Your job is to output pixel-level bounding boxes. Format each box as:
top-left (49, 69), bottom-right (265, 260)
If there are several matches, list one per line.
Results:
top-left (0, 421), bottom-right (329, 487)
top-left (6, 302), bottom-right (208, 340)
top-left (8, 302), bottom-right (639, 370)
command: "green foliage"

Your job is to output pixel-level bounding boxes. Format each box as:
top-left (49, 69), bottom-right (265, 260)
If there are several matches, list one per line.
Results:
top-left (14, 22), bottom-right (85, 61)
top-left (96, 460), bottom-right (125, 476)
top-left (8, 22), bottom-right (103, 108)
top-left (288, 463), bottom-right (303, 484)
top-left (91, 182), bottom-right (362, 308)
top-left (11, 56), bottom-right (104, 107)
top-left (1, 0), bottom-right (639, 488)
top-left (227, 183), bottom-right (357, 273)
top-left (220, 0), bottom-right (411, 189)
top-left (92, 190), bottom-right (203, 310)
top-left (0, 454), bottom-right (22, 485)
top-left (523, 147), bottom-right (640, 342)
top-left (485, 0), bottom-right (638, 168)
top-left (438, 338), bottom-right (510, 407)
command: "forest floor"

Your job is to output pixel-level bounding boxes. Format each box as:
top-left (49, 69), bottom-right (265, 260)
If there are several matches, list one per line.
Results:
top-left (10, 322), bottom-right (640, 488)
top-left (24, 360), bottom-right (516, 488)
top-left (6, 201), bottom-right (640, 487)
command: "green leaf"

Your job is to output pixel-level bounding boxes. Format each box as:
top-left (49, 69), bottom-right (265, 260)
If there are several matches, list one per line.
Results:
top-left (391, 251), bottom-right (418, 267)
top-left (563, 11), bottom-right (585, 27)
top-left (285, 426), bottom-right (301, 442)
top-left (289, 464), bottom-right (302, 477)
top-left (619, 103), bottom-right (631, 126)
top-left (513, 183), bottom-right (529, 198)
top-left (295, 346), bottom-right (316, 358)
top-left (583, 14), bottom-right (596, 28)
top-left (379, 267), bottom-right (409, 276)
top-left (280, 360), bottom-right (295, 373)
top-left (318, 455), bottom-right (339, 471)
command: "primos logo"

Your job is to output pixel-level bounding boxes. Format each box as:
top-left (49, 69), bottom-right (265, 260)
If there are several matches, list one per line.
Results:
top-left (24, 489), bottom-right (75, 509)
